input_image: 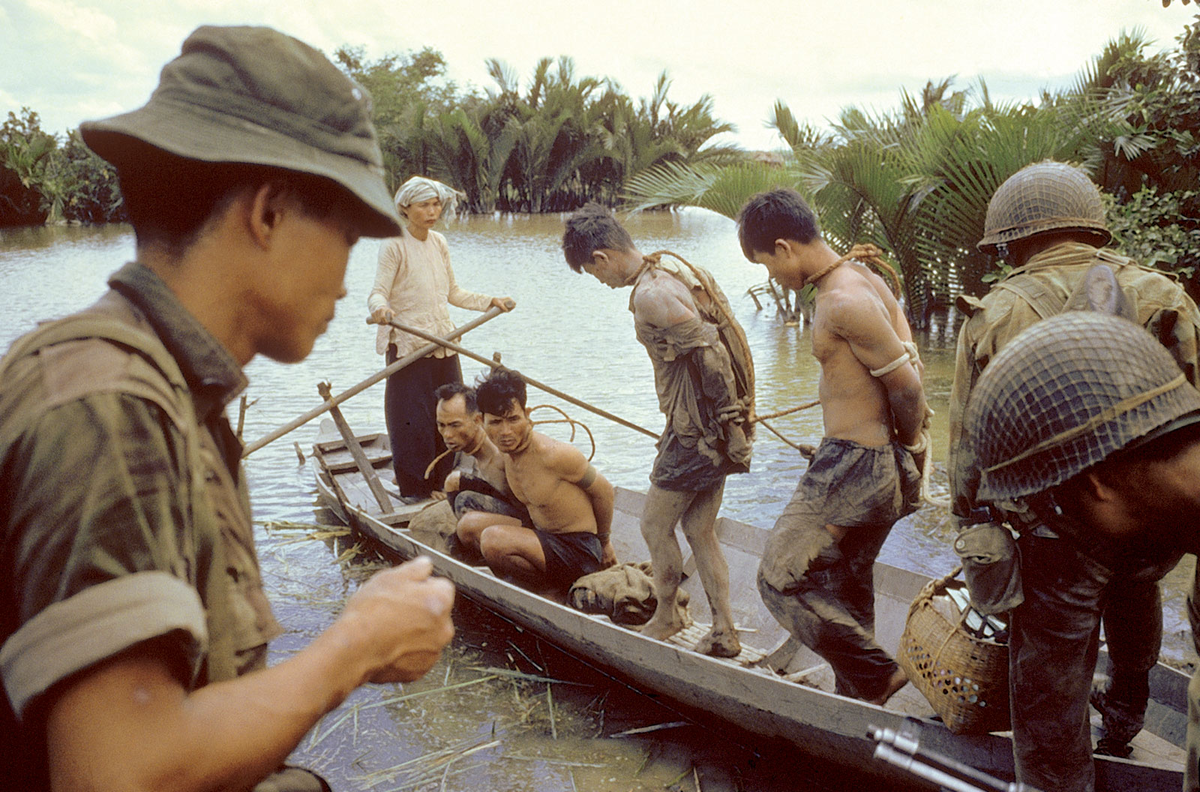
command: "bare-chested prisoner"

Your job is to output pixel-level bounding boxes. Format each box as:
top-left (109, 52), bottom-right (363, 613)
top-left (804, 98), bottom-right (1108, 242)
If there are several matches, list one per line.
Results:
top-left (454, 368), bottom-right (617, 594)
top-left (737, 188), bottom-right (927, 705)
top-left (562, 203), bottom-right (754, 658)
top-left (435, 382), bottom-right (531, 526)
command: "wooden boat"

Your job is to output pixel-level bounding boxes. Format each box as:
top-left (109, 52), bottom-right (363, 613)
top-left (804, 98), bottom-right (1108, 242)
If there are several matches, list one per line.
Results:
top-left (310, 420), bottom-right (1189, 791)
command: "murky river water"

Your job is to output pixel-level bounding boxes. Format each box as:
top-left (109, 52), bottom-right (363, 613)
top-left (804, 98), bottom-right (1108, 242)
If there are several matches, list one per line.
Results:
top-left (2, 211), bottom-right (1194, 791)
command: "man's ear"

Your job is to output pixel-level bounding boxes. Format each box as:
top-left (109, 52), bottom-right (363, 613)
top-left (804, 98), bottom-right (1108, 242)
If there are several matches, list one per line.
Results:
top-left (774, 238), bottom-right (794, 257)
top-left (247, 182), bottom-right (290, 248)
top-left (1081, 469), bottom-right (1117, 503)
top-left (591, 250), bottom-right (610, 266)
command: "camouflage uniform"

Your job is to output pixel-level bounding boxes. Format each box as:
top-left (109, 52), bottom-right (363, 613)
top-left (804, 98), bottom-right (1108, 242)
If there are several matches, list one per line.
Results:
top-left (0, 263), bottom-right (282, 789)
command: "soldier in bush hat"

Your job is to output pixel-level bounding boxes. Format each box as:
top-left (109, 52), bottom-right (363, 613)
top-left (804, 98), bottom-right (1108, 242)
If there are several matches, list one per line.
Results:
top-left (946, 160), bottom-right (1200, 770)
top-left (966, 311), bottom-right (1200, 792)
top-left (0, 26), bottom-right (455, 791)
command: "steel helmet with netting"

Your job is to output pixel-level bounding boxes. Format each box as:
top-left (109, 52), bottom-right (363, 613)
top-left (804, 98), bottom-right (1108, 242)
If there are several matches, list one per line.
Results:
top-left (966, 311), bottom-right (1200, 502)
top-left (977, 161), bottom-right (1112, 254)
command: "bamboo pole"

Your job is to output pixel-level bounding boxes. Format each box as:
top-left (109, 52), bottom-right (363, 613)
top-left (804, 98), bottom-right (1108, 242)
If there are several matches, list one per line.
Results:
top-left (379, 318), bottom-right (659, 441)
top-left (241, 307), bottom-right (505, 457)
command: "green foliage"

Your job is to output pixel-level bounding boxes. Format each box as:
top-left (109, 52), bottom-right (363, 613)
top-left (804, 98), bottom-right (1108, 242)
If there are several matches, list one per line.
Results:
top-left (1, 109), bottom-right (124, 226)
top-left (1, 108), bottom-right (56, 226)
top-left (1108, 187), bottom-right (1200, 294)
top-left (336, 47), bottom-right (741, 213)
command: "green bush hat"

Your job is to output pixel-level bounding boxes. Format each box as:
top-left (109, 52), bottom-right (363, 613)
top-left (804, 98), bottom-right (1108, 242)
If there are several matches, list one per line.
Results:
top-left (80, 25), bottom-right (402, 237)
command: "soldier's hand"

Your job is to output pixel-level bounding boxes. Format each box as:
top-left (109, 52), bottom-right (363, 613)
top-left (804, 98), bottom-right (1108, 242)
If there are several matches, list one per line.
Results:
top-left (370, 306), bottom-right (395, 325)
top-left (339, 557), bottom-right (454, 684)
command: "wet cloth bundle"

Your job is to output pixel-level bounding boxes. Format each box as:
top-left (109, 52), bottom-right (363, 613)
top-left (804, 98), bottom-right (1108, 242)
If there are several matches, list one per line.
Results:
top-left (568, 562), bottom-right (690, 626)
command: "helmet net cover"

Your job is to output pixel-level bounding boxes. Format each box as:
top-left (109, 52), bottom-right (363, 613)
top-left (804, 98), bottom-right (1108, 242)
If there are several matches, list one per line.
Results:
top-left (966, 311), bottom-right (1200, 502)
top-left (978, 161), bottom-right (1112, 252)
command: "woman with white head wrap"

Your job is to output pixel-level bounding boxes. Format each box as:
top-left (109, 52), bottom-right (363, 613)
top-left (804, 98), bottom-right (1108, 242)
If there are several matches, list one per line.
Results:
top-left (368, 176), bottom-right (514, 501)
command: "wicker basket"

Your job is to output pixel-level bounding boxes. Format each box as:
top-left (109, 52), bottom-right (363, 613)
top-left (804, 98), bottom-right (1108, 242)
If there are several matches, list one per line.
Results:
top-left (897, 566), bottom-right (1010, 734)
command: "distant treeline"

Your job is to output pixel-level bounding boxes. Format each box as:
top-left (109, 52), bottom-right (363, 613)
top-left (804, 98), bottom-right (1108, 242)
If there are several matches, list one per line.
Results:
top-left (0, 47), bottom-right (743, 226)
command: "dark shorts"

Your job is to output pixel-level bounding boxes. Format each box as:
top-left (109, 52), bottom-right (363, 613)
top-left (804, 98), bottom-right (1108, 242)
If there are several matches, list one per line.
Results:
top-left (649, 429), bottom-right (746, 491)
top-left (451, 489), bottom-right (532, 525)
top-left (537, 531), bottom-right (604, 591)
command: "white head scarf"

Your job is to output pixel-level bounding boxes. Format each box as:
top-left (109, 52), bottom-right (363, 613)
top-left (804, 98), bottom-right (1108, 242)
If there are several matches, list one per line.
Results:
top-left (393, 176), bottom-right (461, 216)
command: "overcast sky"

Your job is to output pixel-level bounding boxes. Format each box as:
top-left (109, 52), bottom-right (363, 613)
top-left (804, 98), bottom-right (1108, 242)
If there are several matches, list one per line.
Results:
top-left (2, 0), bottom-right (1196, 151)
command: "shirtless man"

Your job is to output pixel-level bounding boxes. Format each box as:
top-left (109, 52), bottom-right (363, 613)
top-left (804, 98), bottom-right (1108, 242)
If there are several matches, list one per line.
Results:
top-left (435, 382), bottom-right (530, 525)
top-left (562, 203), bottom-right (753, 657)
top-left (454, 368), bottom-right (617, 593)
top-left (737, 188), bottom-right (928, 705)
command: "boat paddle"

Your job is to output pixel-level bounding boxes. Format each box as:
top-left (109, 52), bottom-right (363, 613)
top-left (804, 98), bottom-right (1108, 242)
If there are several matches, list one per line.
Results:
top-left (241, 306), bottom-right (506, 457)
top-left (371, 317), bottom-right (659, 441)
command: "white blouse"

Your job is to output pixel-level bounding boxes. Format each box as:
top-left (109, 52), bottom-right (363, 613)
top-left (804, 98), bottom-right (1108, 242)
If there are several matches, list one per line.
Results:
top-left (367, 226), bottom-right (492, 358)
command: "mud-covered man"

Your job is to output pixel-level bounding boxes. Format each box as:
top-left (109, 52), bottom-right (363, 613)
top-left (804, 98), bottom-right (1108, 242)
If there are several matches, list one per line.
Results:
top-left (736, 188), bottom-right (927, 705)
top-left (454, 368), bottom-right (617, 594)
top-left (562, 203), bottom-right (754, 657)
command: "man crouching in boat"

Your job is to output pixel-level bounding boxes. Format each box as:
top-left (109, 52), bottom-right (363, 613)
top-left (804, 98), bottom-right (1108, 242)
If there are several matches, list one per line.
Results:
top-left (737, 189), bottom-right (927, 705)
top-left (562, 203), bottom-right (754, 658)
top-left (435, 382), bottom-right (531, 526)
top-left (453, 368), bottom-right (618, 594)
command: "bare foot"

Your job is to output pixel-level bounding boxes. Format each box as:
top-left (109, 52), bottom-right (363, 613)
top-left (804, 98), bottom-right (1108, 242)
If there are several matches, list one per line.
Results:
top-left (640, 613), bottom-right (685, 641)
top-left (696, 627), bottom-right (741, 658)
top-left (867, 667), bottom-right (909, 707)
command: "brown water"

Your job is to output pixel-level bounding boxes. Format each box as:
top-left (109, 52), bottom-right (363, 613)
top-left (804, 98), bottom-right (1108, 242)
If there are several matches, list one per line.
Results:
top-left (2, 212), bottom-right (1193, 791)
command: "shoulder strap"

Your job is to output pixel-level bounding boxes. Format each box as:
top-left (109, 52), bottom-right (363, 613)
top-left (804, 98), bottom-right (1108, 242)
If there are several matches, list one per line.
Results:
top-left (994, 276), bottom-right (1066, 321)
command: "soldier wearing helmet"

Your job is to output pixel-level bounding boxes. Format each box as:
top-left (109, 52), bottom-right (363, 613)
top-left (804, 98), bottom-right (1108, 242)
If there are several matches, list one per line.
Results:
top-left (948, 161), bottom-right (1200, 790)
top-left (965, 312), bottom-right (1200, 792)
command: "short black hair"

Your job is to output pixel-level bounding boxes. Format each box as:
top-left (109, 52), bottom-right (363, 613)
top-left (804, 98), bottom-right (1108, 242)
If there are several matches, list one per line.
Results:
top-left (477, 368), bottom-right (527, 416)
top-left (562, 202), bottom-right (636, 273)
top-left (117, 146), bottom-right (363, 259)
top-left (736, 188), bottom-right (822, 260)
top-left (435, 382), bottom-right (478, 414)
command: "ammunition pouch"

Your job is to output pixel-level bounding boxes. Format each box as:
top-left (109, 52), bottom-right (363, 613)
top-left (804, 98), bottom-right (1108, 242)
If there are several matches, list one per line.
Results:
top-left (954, 522), bottom-right (1023, 615)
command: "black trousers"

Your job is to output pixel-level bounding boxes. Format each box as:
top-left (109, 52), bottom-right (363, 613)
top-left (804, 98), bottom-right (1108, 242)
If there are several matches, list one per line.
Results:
top-left (383, 347), bottom-right (462, 498)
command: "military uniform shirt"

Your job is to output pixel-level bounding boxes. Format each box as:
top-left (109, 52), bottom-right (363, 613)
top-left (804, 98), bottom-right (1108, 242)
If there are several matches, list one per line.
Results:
top-left (0, 262), bottom-right (282, 788)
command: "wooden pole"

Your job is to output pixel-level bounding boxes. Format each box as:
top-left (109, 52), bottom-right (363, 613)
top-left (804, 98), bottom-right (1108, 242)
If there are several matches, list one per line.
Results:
top-left (382, 318), bottom-right (659, 441)
top-left (316, 381), bottom-right (392, 514)
top-left (241, 307), bottom-right (505, 457)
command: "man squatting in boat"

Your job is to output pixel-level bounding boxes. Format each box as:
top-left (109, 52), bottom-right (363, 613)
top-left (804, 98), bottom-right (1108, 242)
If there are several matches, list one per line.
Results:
top-left (434, 381), bottom-right (532, 527)
top-left (561, 203), bottom-right (755, 658)
top-left (962, 312), bottom-right (1200, 792)
top-left (0, 26), bottom-right (455, 792)
top-left (947, 161), bottom-right (1200, 792)
top-left (453, 368), bottom-right (618, 594)
top-left (735, 188), bottom-right (928, 705)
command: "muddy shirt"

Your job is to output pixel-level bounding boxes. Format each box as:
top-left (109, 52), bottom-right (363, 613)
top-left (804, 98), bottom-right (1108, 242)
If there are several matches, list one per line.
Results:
top-left (948, 242), bottom-right (1200, 526)
top-left (0, 262), bottom-right (282, 789)
top-left (631, 257), bottom-right (755, 490)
